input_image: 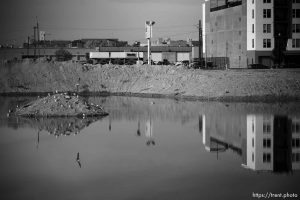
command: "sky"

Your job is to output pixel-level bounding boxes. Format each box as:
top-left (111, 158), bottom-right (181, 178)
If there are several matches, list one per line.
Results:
top-left (0, 0), bottom-right (204, 46)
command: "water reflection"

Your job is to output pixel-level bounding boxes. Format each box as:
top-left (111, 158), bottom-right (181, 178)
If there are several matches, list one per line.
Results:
top-left (1, 96), bottom-right (300, 199)
top-left (136, 120), bottom-right (141, 136)
top-left (6, 116), bottom-right (106, 137)
top-left (76, 152), bottom-right (82, 168)
top-left (243, 115), bottom-right (300, 173)
top-left (201, 114), bottom-right (300, 173)
top-left (145, 117), bottom-right (155, 146)
top-left (1, 96), bottom-right (300, 174)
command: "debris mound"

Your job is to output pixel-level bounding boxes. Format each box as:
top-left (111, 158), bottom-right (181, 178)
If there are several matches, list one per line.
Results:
top-left (15, 93), bottom-right (108, 117)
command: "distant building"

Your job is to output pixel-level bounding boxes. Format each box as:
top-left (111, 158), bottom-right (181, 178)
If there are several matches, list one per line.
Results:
top-left (151, 38), bottom-right (191, 47)
top-left (23, 40), bottom-right (72, 48)
top-left (96, 46), bottom-right (191, 63)
top-left (71, 40), bottom-right (84, 48)
top-left (202, 0), bottom-right (300, 68)
top-left (81, 38), bottom-right (128, 48)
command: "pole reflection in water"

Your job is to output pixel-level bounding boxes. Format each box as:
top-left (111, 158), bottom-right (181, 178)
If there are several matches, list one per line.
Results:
top-left (145, 117), bottom-right (155, 146)
top-left (36, 130), bottom-right (40, 149)
top-left (109, 117), bottom-right (112, 132)
top-left (136, 120), bottom-right (141, 136)
top-left (76, 152), bottom-right (82, 168)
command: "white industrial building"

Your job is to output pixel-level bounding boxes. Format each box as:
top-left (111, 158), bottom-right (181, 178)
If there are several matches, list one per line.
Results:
top-left (202, 0), bottom-right (300, 68)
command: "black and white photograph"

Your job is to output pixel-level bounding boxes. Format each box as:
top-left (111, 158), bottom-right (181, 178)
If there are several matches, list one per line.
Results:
top-left (0, 0), bottom-right (300, 199)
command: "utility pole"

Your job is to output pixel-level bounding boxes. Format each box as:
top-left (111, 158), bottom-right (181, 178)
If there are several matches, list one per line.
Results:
top-left (199, 20), bottom-right (203, 64)
top-left (147, 37), bottom-right (151, 64)
top-left (205, 34), bottom-right (207, 68)
top-left (27, 36), bottom-right (30, 58)
top-left (225, 41), bottom-right (228, 70)
top-left (33, 26), bottom-right (37, 59)
top-left (36, 16), bottom-right (40, 59)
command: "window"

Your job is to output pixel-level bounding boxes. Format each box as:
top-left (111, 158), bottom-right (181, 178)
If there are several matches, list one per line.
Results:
top-left (252, 24), bottom-right (255, 33)
top-left (252, 0), bottom-right (254, 4)
top-left (292, 24), bottom-right (300, 33)
top-left (252, 138), bottom-right (255, 147)
top-left (292, 39), bottom-right (300, 48)
top-left (239, 44), bottom-right (241, 49)
top-left (292, 138), bottom-right (300, 148)
top-left (263, 153), bottom-right (271, 163)
top-left (252, 9), bottom-right (254, 19)
top-left (263, 122), bottom-right (271, 133)
top-left (252, 39), bottom-right (255, 48)
top-left (252, 153), bottom-right (254, 162)
top-left (263, 9), bottom-right (271, 18)
top-left (263, 39), bottom-right (271, 48)
top-left (263, 24), bottom-right (271, 33)
top-left (252, 122), bottom-right (255, 132)
top-left (292, 153), bottom-right (300, 162)
top-left (293, 9), bottom-right (300, 18)
top-left (263, 139), bottom-right (271, 148)
top-left (291, 122), bottom-right (300, 133)
top-left (263, 0), bottom-right (271, 3)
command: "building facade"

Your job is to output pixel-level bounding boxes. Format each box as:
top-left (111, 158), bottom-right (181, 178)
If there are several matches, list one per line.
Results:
top-left (202, 0), bottom-right (300, 68)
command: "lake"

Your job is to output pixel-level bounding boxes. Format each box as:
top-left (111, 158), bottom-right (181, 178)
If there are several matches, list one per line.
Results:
top-left (0, 96), bottom-right (299, 200)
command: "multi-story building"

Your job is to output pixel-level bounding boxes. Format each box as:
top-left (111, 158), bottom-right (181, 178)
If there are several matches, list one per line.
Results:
top-left (202, 0), bottom-right (300, 68)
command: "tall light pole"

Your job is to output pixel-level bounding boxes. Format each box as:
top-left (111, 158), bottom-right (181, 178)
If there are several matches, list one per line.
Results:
top-left (145, 21), bottom-right (155, 65)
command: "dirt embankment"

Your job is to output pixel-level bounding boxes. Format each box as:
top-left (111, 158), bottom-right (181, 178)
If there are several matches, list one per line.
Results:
top-left (1, 61), bottom-right (300, 101)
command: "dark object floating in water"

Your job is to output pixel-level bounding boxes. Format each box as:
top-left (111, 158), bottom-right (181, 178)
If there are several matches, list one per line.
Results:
top-left (14, 93), bottom-right (108, 117)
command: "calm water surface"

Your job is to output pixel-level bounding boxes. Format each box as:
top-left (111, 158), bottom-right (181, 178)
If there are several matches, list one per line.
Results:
top-left (0, 96), bottom-right (299, 200)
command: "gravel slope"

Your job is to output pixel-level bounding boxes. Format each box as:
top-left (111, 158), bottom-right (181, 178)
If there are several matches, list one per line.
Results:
top-left (1, 61), bottom-right (300, 101)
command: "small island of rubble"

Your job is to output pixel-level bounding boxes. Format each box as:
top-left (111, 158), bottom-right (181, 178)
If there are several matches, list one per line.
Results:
top-left (14, 93), bottom-right (109, 117)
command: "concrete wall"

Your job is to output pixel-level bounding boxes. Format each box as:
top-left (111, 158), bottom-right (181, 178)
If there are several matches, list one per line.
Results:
top-left (247, 50), bottom-right (273, 66)
top-left (205, 0), bottom-right (247, 68)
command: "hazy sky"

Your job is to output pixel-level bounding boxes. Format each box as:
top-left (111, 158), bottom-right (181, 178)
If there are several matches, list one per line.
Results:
top-left (0, 0), bottom-right (204, 45)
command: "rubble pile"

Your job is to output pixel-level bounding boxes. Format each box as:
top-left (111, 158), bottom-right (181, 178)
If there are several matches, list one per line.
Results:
top-left (15, 93), bottom-right (108, 117)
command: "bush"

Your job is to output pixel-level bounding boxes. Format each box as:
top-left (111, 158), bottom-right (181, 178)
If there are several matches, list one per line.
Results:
top-left (55, 49), bottom-right (73, 61)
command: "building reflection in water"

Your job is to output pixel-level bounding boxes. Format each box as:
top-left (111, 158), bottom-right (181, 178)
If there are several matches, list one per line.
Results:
top-left (200, 113), bottom-right (300, 173)
top-left (242, 115), bottom-right (300, 173)
top-left (200, 114), bottom-right (243, 157)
